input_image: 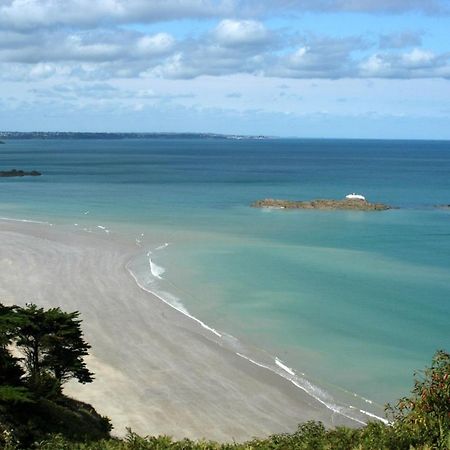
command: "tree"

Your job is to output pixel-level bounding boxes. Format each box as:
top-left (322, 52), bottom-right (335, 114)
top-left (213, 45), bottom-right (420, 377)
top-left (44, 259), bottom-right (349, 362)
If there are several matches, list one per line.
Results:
top-left (14, 304), bottom-right (94, 392)
top-left (0, 305), bottom-right (28, 402)
top-left (0, 303), bottom-right (109, 447)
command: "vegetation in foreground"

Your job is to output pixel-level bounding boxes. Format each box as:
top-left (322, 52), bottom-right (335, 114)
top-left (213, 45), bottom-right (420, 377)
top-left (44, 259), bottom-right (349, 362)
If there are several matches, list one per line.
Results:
top-left (0, 303), bottom-right (111, 448)
top-left (1, 303), bottom-right (449, 449)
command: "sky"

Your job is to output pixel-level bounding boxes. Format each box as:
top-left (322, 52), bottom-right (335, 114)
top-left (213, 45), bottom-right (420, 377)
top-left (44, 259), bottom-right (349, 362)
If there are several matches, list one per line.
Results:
top-left (0, 0), bottom-right (449, 139)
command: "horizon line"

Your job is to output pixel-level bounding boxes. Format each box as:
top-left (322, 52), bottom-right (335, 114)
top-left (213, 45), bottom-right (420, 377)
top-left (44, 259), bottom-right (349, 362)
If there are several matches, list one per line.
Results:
top-left (1, 131), bottom-right (449, 142)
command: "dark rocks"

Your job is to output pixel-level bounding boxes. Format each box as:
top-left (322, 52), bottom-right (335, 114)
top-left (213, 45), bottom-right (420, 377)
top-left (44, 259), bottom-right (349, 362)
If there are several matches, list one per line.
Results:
top-left (251, 198), bottom-right (391, 211)
top-left (0, 169), bottom-right (42, 177)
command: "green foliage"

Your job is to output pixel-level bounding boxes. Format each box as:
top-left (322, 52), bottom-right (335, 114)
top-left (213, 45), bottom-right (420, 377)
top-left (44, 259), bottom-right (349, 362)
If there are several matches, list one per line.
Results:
top-left (8, 397), bottom-right (111, 446)
top-left (31, 350), bottom-right (449, 450)
top-left (0, 306), bottom-right (25, 389)
top-left (387, 350), bottom-right (450, 448)
top-left (0, 386), bottom-right (33, 404)
top-left (29, 423), bottom-right (446, 450)
top-left (0, 348), bottom-right (25, 388)
top-left (14, 304), bottom-right (94, 390)
top-left (2, 302), bottom-right (448, 450)
top-left (0, 302), bottom-right (108, 448)
top-left (0, 305), bottom-right (20, 346)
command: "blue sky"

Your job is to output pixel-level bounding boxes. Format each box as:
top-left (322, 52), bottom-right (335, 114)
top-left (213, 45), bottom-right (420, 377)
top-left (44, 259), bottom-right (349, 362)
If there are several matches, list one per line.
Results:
top-left (0, 0), bottom-right (449, 138)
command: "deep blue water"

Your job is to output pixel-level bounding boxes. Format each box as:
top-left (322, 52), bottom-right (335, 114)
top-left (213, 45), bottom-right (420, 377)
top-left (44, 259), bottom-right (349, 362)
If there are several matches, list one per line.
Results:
top-left (1, 138), bottom-right (449, 415)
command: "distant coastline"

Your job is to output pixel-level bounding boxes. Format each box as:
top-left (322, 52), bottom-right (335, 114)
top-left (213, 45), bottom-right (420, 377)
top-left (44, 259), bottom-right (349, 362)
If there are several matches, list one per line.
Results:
top-left (0, 131), bottom-right (269, 140)
top-left (1, 133), bottom-right (449, 142)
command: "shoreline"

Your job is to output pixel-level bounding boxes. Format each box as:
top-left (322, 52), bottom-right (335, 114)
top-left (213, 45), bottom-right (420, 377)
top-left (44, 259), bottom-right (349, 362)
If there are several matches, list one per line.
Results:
top-left (125, 251), bottom-right (387, 427)
top-left (0, 218), bottom-right (377, 441)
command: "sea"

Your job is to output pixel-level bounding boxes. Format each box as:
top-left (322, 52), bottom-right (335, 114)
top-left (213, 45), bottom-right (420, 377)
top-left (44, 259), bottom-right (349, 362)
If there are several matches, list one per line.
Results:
top-left (1, 137), bottom-right (449, 422)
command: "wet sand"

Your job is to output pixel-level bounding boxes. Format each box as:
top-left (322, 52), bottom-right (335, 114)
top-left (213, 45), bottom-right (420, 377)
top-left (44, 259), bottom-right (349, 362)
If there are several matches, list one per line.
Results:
top-left (0, 219), bottom-right (361, 441)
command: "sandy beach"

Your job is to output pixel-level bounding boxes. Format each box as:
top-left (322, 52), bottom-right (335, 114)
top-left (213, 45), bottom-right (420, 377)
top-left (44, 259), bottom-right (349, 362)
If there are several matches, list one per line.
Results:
top-left (0, 219), bottom-right (362, 442)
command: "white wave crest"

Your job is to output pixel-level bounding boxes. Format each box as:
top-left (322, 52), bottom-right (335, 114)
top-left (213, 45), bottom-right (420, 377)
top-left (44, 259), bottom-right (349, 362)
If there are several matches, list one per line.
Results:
top-left (275, 357), bottom-right (296, 376)
top-left (0, 216), bottom-right (51, 225)
top-left (236, 352), bottom-right (388, 426)
top-left (146, 252), bottom-right (165, 280)
top-left (359, 409), bottom-right (390, 424)
top-left (125, 262), bottom-right (222, 338)
top-left (97, 225), bottom-right (110, 233)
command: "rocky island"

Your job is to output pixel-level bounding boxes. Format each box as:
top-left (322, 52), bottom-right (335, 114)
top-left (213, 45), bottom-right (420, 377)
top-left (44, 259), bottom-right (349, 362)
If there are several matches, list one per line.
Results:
top-left (252, 198), bottom-right (391, 211)
top-left (0, 169), bottom-right (41, 177)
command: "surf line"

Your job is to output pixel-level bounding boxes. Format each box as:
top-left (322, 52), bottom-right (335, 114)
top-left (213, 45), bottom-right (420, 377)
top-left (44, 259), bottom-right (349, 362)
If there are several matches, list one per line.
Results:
top-left (0, 216), bottom-right (53, 226)
top-left (125, 260), bottom-right (222, 338)
top-left (236, 352), bottom-right (386, 426)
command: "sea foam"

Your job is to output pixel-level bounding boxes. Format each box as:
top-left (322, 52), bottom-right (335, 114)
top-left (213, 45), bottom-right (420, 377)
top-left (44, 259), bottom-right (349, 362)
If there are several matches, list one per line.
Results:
top-left (147, 251), bottom-right (165, 279)
top-left (0, 216), bottom-right (52, 225)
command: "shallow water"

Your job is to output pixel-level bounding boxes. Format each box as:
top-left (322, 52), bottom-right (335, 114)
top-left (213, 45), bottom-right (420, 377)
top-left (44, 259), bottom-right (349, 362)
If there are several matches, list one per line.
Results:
top-left (1, 137), bottom-right (449, 416)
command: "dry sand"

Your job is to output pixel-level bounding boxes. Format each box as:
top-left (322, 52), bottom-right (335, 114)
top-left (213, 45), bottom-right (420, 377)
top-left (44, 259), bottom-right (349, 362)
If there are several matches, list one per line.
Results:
top-left (0, 219), bottom-right (362, 442)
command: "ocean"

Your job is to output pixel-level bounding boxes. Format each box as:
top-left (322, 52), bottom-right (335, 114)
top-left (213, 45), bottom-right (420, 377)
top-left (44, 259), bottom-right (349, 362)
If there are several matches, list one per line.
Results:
top-left (1, 137), bottom-right (449, 420)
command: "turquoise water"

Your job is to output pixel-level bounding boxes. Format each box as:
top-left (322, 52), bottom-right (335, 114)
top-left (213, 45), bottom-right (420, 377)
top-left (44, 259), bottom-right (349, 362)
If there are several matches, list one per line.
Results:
top-left (1, 138), bottom-right (449, 416)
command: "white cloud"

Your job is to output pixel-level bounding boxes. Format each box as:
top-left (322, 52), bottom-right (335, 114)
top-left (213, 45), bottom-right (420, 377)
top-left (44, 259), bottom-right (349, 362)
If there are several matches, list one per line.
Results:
top-left (0, 3), bottom-right (448, 82)
top-left (401, 48), bottom-right (435, 67)
top-left (213, 19), bottom-right (271, 46)
top-left (269, 36), bottom-right (365, 78)
top-left (0, 29), bottom-right (176, 66)
top-left (0, 0), bottom-right (235, 30)
top-left (359, 54), bottom-right (391, 77)
top-left (2, 27), bottom-right (449, 81)
top-left (134, 33), bottom-right (175, 56)
top-left (0, 0), bottom-right (447, 34)
top-left (29, 62), bottom-right (57, 78)
top-left (146, 20), bottom-right (275, 79)
top-left (358, 48), bottom-right (450, 78)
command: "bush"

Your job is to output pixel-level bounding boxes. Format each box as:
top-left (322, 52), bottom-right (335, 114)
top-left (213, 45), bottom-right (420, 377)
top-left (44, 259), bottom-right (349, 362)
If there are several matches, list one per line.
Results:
top-left (387, 350), bottom-right (450, 448)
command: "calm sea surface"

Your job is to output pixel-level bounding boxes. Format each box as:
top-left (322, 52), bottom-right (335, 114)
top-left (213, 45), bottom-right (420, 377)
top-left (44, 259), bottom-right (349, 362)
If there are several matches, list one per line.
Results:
top-left (1, 138), bottom-right (449, 417)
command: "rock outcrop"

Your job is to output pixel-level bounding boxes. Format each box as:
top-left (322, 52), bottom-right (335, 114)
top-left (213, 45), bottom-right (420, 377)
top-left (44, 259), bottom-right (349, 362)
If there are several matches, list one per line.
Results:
top-left (0, 169), bottom-right (41, 177)
top-left (251, 198), bottom-right (391, 211)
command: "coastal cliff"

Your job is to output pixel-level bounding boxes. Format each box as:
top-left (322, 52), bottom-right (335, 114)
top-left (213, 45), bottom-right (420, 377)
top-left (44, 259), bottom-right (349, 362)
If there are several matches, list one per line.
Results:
top-left (251, 198), bottom-right (391, 211)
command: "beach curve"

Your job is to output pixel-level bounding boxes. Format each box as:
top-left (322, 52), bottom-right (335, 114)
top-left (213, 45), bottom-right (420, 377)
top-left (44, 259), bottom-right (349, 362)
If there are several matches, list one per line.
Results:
top-left (0, 219), bottom-right (366, 441)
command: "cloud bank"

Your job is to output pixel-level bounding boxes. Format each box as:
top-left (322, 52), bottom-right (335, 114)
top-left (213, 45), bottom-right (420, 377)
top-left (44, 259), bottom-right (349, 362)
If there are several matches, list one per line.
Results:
top-left (1, 0), bottom-right (450, 139)
top-left (1, 19), bottom-right (449, 81)
top-left (1, 0), bottom-right (448, 32)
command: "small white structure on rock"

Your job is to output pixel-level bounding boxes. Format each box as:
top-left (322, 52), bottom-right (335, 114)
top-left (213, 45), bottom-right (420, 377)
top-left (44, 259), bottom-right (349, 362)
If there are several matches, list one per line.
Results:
top-left (345, 193), bottom-right (366, 201)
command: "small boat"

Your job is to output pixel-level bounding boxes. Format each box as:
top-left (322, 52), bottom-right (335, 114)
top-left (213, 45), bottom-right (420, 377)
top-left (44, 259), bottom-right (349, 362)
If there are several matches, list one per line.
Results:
top-left (345, 193), bottom-right (366, 201)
